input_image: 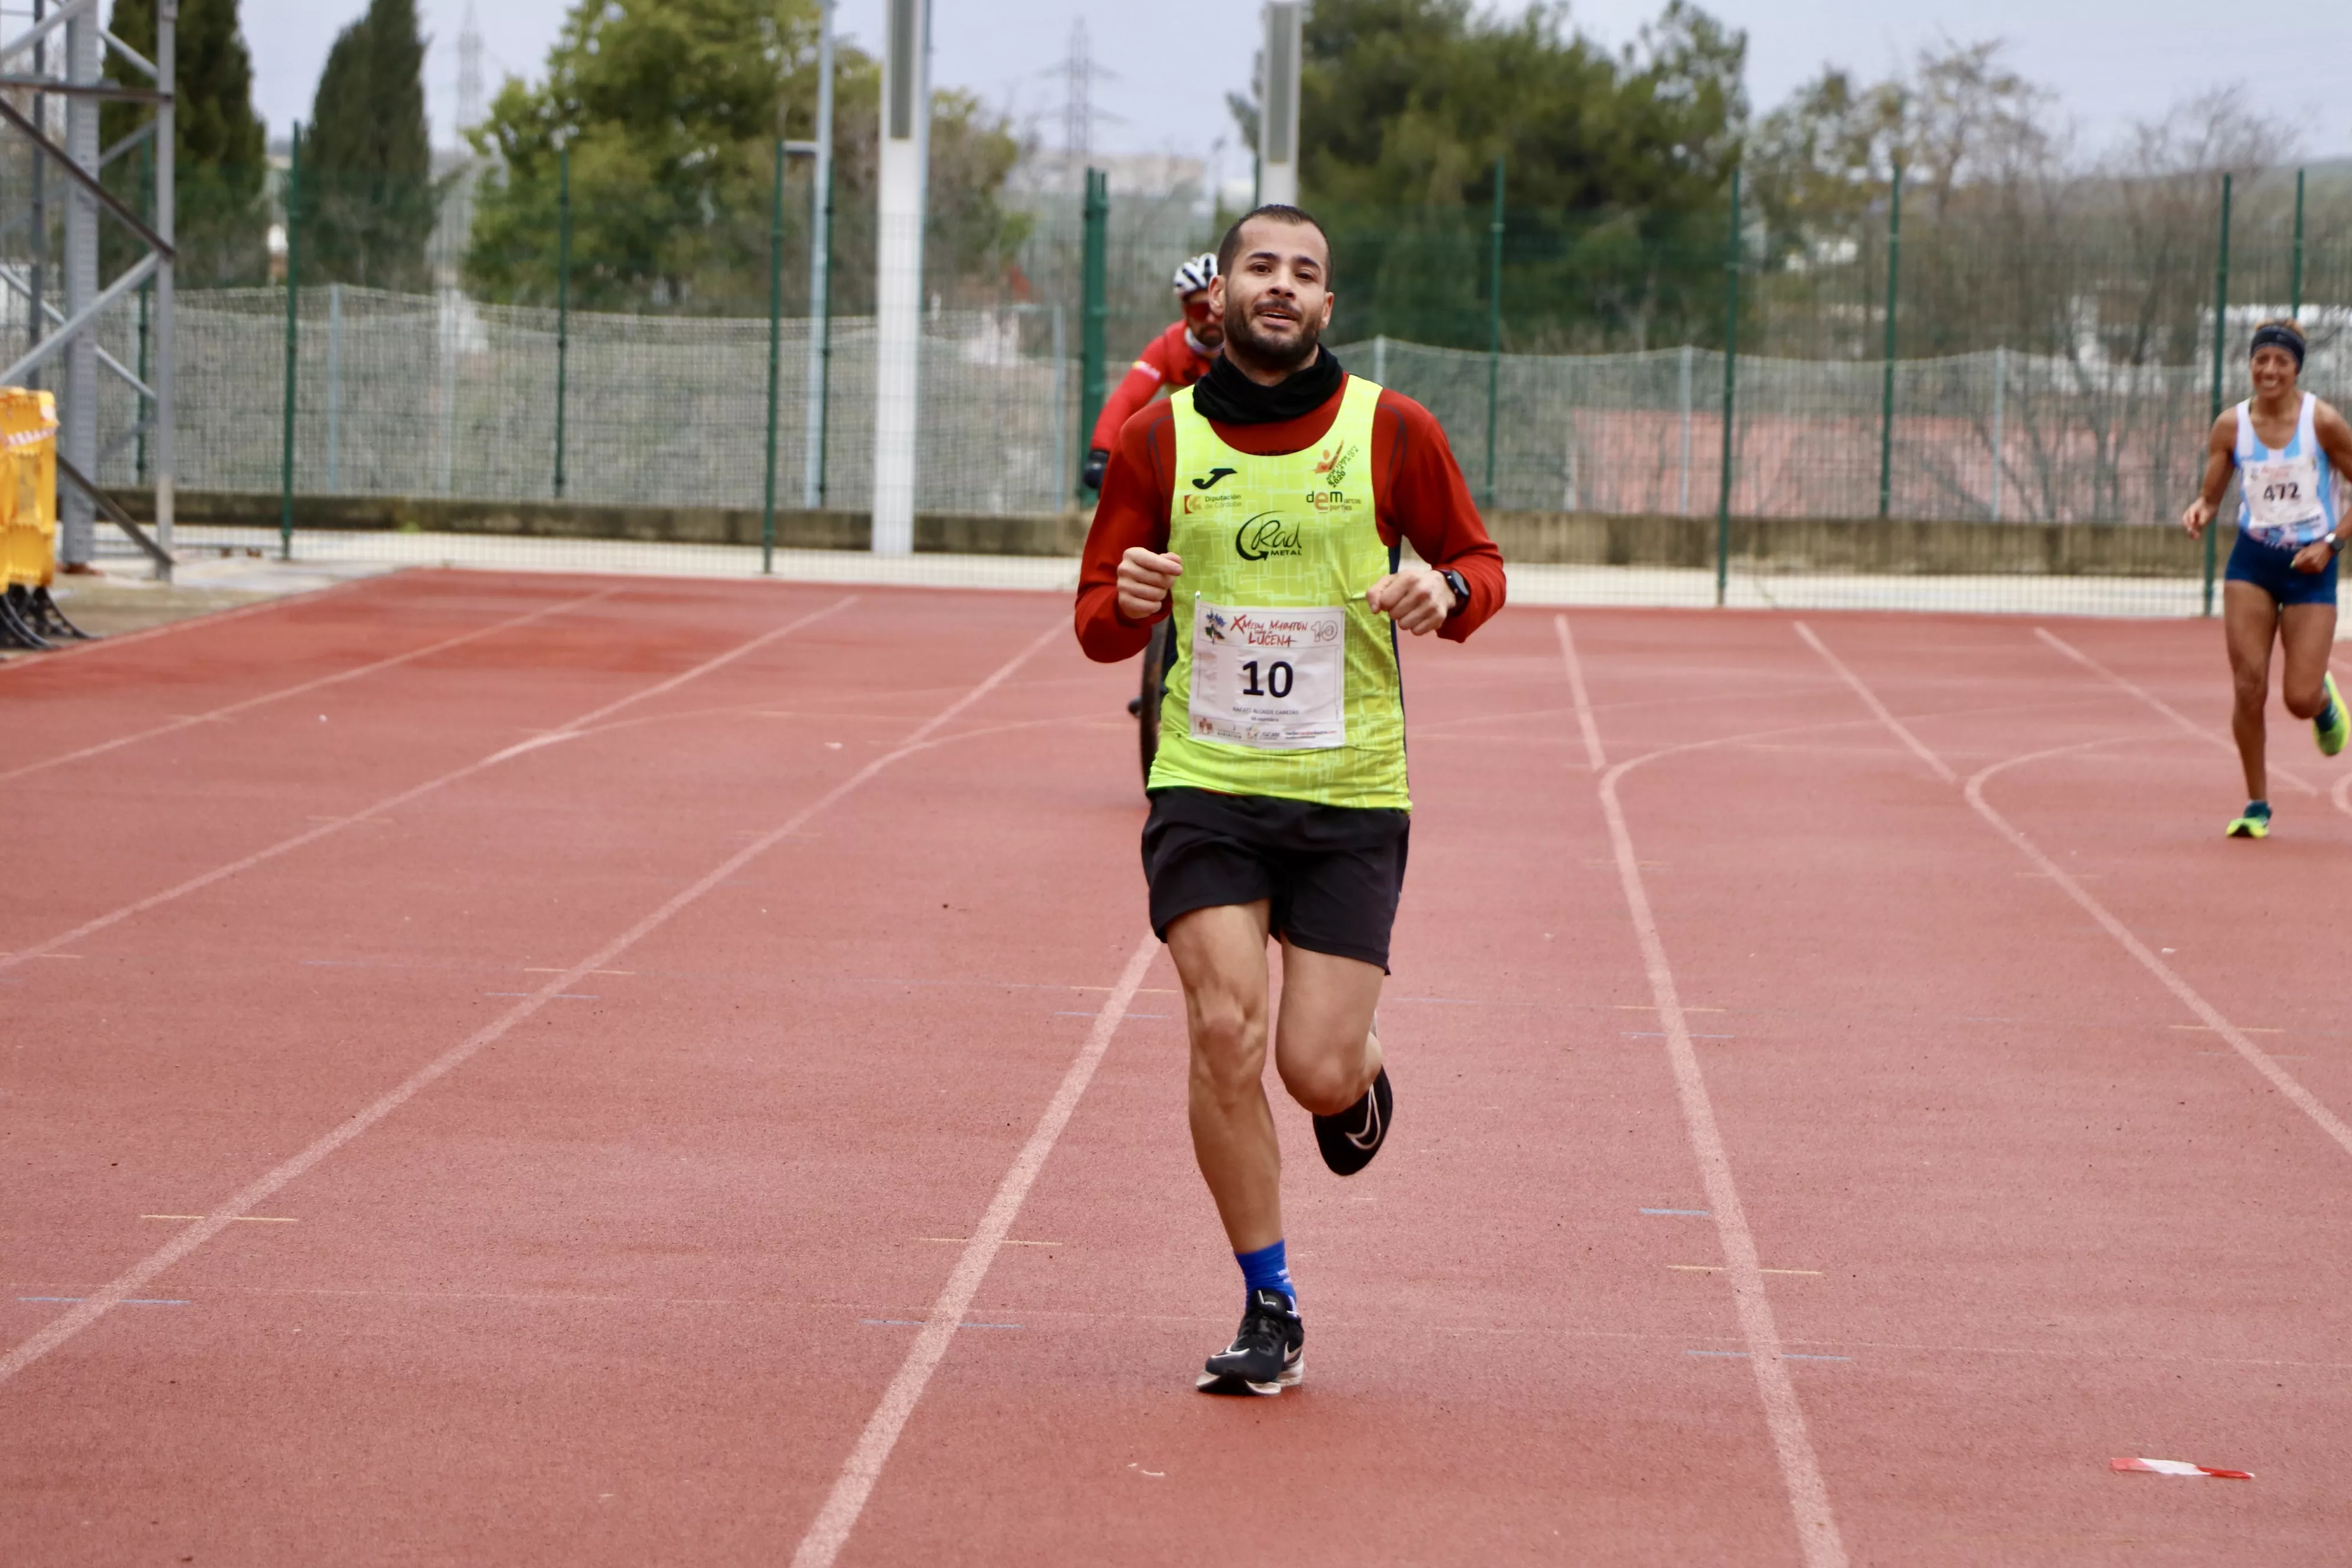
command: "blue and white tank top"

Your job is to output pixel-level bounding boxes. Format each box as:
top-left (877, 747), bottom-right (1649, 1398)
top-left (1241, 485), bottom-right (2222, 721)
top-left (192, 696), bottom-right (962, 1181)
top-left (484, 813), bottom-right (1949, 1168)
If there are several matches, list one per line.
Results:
top-left (2235, 392), bottom-right (2340, 548)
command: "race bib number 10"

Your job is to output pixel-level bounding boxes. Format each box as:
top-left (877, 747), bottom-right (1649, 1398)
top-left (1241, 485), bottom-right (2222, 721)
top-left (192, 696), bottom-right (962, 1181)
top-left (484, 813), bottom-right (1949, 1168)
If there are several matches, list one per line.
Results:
top-left (1187, 597), bottom-right (1347, 751)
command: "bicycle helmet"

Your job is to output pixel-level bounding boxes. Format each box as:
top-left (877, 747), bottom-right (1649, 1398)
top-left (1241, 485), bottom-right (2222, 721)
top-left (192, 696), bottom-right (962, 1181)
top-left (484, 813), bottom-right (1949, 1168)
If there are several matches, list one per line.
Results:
top-left (1171, 253), bottom-right (1218, 295)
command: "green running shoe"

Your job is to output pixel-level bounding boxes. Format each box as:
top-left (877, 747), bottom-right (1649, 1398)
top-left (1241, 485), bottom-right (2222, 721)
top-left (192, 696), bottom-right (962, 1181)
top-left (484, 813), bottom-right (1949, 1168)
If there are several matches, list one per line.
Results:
top-left (2317, 672), bottom-right (2349, 757)
top-left (2226, 801), bottom-right (2272, 839)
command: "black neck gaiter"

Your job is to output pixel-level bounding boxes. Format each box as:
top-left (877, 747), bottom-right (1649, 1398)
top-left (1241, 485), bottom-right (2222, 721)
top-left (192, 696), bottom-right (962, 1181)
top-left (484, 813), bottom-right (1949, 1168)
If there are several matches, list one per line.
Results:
top-left (1191, 347), bottom-right (1346, 426)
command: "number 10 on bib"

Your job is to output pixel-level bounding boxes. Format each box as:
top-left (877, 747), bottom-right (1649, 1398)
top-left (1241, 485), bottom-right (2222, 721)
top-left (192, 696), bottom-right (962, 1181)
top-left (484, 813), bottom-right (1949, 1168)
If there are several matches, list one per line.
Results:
top-left (1187, 597), bottom-right (1348, 751)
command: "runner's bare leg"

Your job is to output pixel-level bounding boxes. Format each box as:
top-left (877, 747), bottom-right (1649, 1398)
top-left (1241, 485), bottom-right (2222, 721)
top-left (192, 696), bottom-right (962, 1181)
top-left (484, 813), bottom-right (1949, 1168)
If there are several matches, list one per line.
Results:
top-left (1273, 940), bottom-right (1383, 1116)
top-left (1169, 901), bottom-right (1284, 1254)
top-left (2278, 600), bottom-right (2338, 720)
top-left (2224, 582), bottom-right (2279, 801)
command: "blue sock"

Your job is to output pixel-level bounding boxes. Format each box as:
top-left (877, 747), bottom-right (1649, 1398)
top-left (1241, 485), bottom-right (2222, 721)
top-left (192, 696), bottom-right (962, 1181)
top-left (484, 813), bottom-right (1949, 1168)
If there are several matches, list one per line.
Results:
top-left (1236, 1240), bottom-right (1295, 1308)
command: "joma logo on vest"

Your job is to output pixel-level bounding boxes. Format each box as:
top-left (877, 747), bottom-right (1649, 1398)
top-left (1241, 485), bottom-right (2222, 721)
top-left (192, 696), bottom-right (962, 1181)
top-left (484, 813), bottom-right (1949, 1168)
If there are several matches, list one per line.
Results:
top-left (1234, 514), bottom-right (1303, 561)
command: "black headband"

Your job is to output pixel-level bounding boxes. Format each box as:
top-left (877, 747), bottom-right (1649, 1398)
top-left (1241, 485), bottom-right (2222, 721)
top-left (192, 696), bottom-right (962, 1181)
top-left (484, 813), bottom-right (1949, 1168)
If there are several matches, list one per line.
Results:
top-left (2251, 323), bottom-right (2306, 370)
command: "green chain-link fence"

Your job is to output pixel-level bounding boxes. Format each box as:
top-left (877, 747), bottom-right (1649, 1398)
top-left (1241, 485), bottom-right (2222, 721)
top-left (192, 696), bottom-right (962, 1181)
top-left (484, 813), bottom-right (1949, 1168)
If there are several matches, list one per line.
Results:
top-left (44, 155), bottom-right (2352, 615)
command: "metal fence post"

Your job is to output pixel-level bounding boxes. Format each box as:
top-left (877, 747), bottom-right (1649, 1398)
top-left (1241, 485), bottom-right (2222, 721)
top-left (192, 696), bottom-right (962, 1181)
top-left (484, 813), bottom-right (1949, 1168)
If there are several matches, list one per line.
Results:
top-left (1989, 345), bottom-right (2005, 523)
top-left (1878, 160), bottom-right (1902, 521)
top-left (802, 0), bottom-right (836, 511)
top-left (436, 289), bottom-right (458, 496)
top-left (1486, 155), bottom-right (1504, 508)
top-left (1715, 166), bottom-right (1740, 608)
top-left (279, 122), bottom-right (302, 560)
top-left (326, 282), bottom-right (342, 492)
top-left (1677, 342), bottom-right (1693, 515)
top-left (2291, 166), bottom-right (2305, 318)
top-left (1050, 302), bottom-right (1067, 509)
top-left (761, 136), bottom-right (785, 574)
top-left (154, 0), bottom-right (177, 563)
top-left (136, 136), bottom-right (152, 484)
top-left (1078, 166), bottom-right (1108, 495)
top-left (2204, 171), bottom-right (2232, 618)
top-left (816, 144), bottom-right (835, 507)
top-left (553, 143), bottom-right (570, 499)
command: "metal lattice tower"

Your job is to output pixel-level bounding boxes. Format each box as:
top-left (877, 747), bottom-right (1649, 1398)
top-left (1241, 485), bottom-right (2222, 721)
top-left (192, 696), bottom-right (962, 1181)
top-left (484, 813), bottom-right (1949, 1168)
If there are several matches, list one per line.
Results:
top-left (456, 4), bottom-right (484, 133)
top-left (0, 0), bottom-right (177, 579)
top-left (1062, 19), bottom-right (1092, 177)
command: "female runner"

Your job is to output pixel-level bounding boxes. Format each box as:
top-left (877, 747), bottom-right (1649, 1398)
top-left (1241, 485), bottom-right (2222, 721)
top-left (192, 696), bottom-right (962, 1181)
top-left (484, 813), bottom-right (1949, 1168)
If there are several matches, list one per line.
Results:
top-left (2183, 319), bottom-right (2352, 837)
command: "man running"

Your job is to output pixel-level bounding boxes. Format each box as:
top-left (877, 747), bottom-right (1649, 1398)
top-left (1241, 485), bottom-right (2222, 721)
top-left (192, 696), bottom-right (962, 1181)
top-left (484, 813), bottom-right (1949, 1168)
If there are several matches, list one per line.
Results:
top-left (1079, 254), bottom-right (1224, 492)
top-left (1074, 204), bottom-right (1505, 1394)
top-left (2183, 318), bottom-right (2352, 837)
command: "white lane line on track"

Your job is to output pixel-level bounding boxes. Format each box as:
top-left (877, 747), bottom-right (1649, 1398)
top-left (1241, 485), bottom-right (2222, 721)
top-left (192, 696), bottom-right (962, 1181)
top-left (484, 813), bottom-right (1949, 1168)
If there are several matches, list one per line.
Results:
top-left (1794, 623), bottom-right (1955, 785)
top-left (0, 615), bottom-right (1062, 1392)
top-left (0, 585), bottom-right (624, 788)
top-left (0, 594), bottom-right (857, 976)
top-left (1552, 613), bottom-right (1607, 771)
top-left (789, 928), bottom-right (1159, 1568)
top-left (1796, 624), bottom-right (2352, 1164)
top-left (1969, 747), bottom-right (2352, 1160)
top-left (2034, 626), bottom-right (2318, 797)
top-left (1561, 616), bottom-right (1851, 1568)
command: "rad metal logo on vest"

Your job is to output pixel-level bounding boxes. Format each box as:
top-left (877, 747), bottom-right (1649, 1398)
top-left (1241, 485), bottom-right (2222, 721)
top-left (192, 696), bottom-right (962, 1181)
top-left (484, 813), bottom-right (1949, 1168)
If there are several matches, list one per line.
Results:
top-left (1234, 514), bottom-right (1304, 561)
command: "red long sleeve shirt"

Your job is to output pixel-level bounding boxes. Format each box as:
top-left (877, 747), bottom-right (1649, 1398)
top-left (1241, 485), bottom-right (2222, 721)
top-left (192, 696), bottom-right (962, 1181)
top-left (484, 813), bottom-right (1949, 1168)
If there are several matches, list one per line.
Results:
top-left (1074, 375), bottom-right (1507, 662)
top-left (1087, 321), bottom-right (1217, 453)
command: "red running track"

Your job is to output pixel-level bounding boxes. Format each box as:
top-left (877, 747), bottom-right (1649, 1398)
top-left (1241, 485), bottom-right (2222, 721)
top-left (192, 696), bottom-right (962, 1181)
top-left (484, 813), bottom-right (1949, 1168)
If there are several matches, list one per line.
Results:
top-left (4, 569), bottom-right (2349, 1564)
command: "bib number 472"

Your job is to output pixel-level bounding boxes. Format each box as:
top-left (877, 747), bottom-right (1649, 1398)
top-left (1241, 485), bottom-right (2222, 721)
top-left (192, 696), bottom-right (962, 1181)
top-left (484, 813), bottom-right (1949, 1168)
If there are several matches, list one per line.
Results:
top-left (1240, 659), bottom-right (1295, 698)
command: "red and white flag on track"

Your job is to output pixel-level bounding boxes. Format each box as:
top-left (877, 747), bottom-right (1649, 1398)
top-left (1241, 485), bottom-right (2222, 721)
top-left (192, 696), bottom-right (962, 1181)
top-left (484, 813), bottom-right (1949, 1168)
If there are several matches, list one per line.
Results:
top-left (2111, 1456), bottom-right (2253, 1480)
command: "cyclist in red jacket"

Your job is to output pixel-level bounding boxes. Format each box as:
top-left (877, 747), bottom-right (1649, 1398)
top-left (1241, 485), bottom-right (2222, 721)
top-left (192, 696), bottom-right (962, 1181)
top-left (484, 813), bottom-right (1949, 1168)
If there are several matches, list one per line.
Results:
top-left (1080, 253), bottom-right (1224, 492)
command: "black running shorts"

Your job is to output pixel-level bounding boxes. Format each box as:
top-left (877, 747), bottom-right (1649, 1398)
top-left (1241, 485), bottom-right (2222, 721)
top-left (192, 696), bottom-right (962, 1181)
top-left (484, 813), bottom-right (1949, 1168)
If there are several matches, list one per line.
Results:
top-left (1141, 787), bottom-right (1410, 971)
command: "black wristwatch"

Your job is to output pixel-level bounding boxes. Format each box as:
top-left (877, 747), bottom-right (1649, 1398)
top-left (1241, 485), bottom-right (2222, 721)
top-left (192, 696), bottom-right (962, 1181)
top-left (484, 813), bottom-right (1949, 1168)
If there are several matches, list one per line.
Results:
top-left (1439, 569), bottom-right (1470, 617)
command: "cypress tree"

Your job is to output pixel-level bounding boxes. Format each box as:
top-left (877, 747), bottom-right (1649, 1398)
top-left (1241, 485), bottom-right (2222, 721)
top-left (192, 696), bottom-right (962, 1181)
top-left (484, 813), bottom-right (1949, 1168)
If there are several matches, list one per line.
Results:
top-left (103, 0), bottom-right (268, 285)
top-left (306, 0), bottom-right (437, 290)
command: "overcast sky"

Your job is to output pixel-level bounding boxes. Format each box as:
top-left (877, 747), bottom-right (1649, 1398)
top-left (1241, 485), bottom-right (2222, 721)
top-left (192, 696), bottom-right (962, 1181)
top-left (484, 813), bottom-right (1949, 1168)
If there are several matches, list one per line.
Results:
top-left (236, 0), bottom-right (2352, 169)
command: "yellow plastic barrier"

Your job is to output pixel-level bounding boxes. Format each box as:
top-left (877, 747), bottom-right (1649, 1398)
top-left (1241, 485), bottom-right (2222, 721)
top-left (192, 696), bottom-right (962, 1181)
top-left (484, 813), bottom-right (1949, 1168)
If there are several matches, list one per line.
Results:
top-left (0, 387), bottom-right (58, 590)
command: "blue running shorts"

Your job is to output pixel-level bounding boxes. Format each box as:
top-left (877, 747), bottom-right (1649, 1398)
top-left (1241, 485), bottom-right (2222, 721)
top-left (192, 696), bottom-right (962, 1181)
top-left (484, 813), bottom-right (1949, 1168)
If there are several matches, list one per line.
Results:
top-left (2226, 530), bottom-right (2338, 607)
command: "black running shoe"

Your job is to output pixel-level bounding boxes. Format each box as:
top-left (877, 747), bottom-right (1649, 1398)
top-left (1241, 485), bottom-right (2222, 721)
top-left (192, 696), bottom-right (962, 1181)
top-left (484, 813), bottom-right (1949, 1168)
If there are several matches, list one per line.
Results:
top-left (1313, 1065), bottom-right (1393, 1176)
top-left (1197, 1288), bottom-right (1304, 1396)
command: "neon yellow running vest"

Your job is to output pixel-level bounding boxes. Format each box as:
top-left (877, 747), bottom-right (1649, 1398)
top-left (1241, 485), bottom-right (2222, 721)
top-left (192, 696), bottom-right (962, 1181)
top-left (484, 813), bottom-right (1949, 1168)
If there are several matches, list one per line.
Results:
top-left (1149, 375), bottom-right (1409, 809)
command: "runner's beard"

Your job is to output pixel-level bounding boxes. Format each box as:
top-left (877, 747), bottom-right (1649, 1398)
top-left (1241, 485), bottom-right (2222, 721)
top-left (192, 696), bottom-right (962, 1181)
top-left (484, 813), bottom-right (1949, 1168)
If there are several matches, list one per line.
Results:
top-left (1227, 300), bottom-right (1322, 375)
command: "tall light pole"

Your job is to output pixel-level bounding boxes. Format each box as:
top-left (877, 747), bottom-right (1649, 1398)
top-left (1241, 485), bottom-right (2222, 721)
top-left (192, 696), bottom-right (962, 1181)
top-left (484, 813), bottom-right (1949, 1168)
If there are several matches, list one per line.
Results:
top-left (869, 0), bottom-right (929, 556)
top-left (1257, 3), bottom-right (1301, 206)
